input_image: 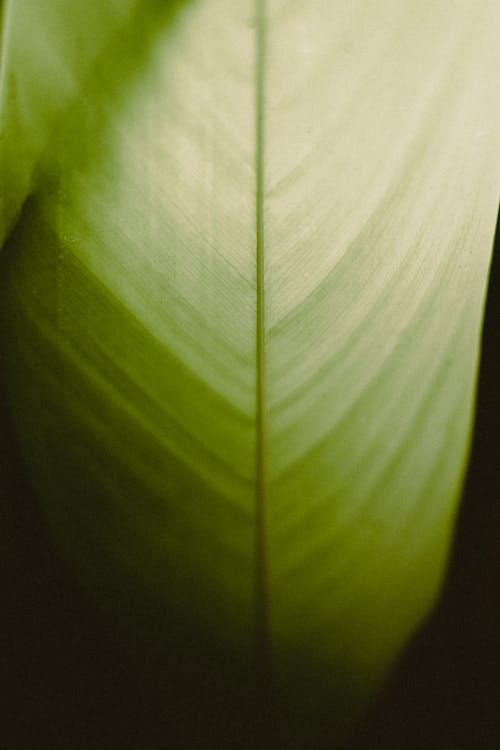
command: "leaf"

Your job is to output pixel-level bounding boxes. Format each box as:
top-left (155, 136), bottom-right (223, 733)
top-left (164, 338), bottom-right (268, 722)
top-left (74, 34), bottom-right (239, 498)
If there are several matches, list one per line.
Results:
top-left (1, 0), bottom-right (499, 741)
top-left (0, 0), bottom-right (144, 242)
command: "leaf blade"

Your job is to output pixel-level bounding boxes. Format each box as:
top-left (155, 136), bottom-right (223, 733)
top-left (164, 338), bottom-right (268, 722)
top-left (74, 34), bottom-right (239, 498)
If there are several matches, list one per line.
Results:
top-left (1, 0), bottom-right (499, 738)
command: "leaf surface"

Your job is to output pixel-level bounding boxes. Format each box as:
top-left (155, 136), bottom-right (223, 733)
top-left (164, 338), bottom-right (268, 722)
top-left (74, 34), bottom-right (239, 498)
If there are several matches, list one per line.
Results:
top-left (1, 0), bottom-right (500, 737)
top-left (0, 0), bottom-right (143, 241)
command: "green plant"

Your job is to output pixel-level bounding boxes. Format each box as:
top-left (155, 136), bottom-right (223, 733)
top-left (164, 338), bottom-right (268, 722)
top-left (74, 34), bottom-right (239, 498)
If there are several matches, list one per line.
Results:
top-left (1, 0), bottom-right (499, 745)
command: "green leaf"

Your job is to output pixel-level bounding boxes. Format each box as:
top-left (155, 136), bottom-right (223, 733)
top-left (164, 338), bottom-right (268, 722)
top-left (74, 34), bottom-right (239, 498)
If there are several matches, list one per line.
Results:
top-left (0, 0), bottom-right (144, 242)
top-left (1, 0), bottom-right (499, 741)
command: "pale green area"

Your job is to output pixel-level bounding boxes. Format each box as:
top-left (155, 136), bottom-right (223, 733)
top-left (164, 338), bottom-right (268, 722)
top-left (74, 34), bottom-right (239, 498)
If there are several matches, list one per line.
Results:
top-left (0, 0), bottom-right (142, 241)
top-left (1, 0), bottom-right (500, 737)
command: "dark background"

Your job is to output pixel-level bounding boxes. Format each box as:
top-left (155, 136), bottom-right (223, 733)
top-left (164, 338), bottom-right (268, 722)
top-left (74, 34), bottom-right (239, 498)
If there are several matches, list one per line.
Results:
top-left (2, 210), bottom-right (499, 749)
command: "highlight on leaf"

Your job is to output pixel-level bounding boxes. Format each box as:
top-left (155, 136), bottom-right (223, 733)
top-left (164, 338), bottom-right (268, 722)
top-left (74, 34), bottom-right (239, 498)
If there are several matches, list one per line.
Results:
top-left (1, 0), bottom-right (499, 745)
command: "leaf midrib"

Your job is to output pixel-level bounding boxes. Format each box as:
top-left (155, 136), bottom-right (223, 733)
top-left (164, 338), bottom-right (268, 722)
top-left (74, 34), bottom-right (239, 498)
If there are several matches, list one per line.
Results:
top-left (254, 0), bottom-right (271, 686)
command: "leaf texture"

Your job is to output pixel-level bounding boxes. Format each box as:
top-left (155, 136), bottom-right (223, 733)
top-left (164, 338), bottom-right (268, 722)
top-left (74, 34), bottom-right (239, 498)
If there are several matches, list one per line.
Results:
top-left (1, 0), bottom-right (500, 737)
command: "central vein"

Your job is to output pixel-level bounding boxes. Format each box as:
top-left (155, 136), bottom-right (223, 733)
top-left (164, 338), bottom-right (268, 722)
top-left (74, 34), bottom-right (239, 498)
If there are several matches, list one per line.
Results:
top-left (255, 0), bottom-right (271, 688)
